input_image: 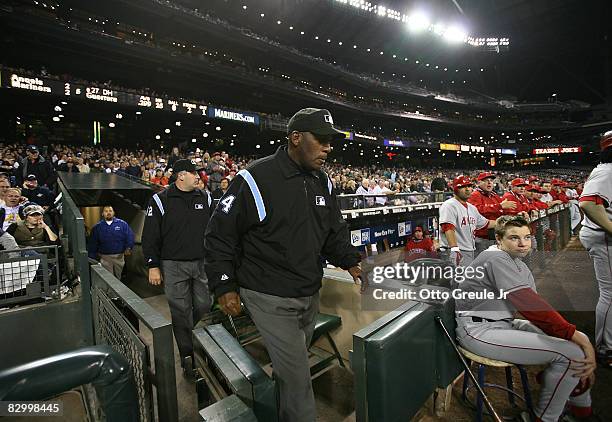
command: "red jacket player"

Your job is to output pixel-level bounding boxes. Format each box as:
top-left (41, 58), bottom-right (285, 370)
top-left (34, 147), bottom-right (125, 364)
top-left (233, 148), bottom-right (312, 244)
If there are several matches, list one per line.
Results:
top-left (469, 172), bottom-right (517, 254)
top-left (502, 178), bottom-right (532, 218)
top-left (404, 226), bottom-right (436, 263)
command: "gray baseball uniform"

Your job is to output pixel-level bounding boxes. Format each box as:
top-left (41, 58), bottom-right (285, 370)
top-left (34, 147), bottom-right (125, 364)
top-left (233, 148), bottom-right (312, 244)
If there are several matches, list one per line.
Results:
top-left (579, 162), bottom-right (612, 354)
top-left (439, 197), bottom-right (489, 266)
top-left (455, 248), bottom-right (591, 422)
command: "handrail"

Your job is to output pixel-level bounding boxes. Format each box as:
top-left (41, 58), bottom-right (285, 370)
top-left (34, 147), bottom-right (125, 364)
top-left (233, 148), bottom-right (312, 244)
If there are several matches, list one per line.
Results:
top-left (0, 345), bottom-right (139, 422)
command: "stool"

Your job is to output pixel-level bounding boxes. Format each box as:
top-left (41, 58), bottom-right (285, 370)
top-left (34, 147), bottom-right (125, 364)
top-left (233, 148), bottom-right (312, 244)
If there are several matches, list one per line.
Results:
top-left (458, 346), bottom-right (534, 422)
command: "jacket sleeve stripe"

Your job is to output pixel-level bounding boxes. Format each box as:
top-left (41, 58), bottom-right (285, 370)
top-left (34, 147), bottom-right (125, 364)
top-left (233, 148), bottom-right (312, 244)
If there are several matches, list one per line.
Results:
top-left (237, 169), bottom-right (266, 222)
top-left (207, 193), bottom-right (212, 207)
top-left (321, 171), bottom-right (333, 194)
top-left (152, 193), bottom-right (165, 216)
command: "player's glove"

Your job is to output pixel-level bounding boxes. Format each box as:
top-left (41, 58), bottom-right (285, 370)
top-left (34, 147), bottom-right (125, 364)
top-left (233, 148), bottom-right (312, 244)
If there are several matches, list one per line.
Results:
top-left (450, 247), bottom-right (462, 267)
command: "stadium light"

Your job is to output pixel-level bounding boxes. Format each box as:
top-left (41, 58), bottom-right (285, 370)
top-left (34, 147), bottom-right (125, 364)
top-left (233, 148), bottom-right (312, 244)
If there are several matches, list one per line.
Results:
top-left (407, 12), bottom-right (430, 32)
top-left (432, 23), bottom-right (446, 36)
top-left (444, 25), bottom-right (467, 43)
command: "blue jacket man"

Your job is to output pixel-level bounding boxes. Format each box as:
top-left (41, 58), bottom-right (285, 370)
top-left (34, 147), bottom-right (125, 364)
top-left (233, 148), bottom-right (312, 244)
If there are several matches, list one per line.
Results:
top-left (88, 205), bottom-right (135, 279)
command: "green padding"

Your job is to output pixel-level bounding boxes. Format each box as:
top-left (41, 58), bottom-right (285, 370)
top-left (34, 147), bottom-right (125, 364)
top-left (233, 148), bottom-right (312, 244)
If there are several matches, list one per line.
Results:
top-left (199, 325), bottom-right (278, 422)
top-left (311, 313), bottom-right (342, 345)
top-left (433, 300), bottom-right (463, 387)
top-left (199, 395), bottom-right (257, 422)
top-left (365, 304), bottom-right (437, 421)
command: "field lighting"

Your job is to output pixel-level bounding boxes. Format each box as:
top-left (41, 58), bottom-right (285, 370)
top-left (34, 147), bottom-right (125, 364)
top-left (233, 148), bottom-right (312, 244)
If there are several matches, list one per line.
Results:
top-left (444, 25), bottom-right (468, 43)
top-left (407, 12), bottom-right (429, 32)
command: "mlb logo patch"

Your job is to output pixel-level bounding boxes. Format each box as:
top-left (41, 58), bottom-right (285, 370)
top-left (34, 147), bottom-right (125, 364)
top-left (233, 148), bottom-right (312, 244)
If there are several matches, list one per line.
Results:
top-left (315, 196), bottom-right (326, 206)
top-left (324, 114), bottom-right (334, 124)
top-left (194, 203), bottom-right (204, 210)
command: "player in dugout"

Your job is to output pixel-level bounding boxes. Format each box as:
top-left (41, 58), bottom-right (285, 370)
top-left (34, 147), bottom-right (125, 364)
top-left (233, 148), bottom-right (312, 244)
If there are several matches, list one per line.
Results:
top-left (455, 215), bottom-right (598, 422)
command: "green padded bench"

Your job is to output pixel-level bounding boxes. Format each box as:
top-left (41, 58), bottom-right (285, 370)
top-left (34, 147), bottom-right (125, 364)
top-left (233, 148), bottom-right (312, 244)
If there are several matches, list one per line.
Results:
top-left (310, 313), bottom-right (345, 372)
top-left (193, 324), bottom-right (277, 422)
top-left (199, 394), bottom-right (257, 422)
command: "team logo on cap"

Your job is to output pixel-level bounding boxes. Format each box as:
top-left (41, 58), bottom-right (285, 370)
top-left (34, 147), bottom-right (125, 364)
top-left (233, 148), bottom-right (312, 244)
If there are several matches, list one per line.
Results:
top-left (324, 114), bottom-right (334, 124)
top-left (191, 159), bottom-right (197, 165)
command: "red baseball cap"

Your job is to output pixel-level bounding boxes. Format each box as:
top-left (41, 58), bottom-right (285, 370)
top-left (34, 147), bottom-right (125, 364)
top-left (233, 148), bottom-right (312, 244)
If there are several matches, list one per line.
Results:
top-left (551, 179), bottom-right (566, 186)
top-left (601, 130), bottom-right (612, 151)
top-left (511, 178), bottom-right (528, 187)
top-left (453, 176), bottom-right (474, 190)
top-left (414, 225), bottom-right (423, 232)
top-left (526, 184), bottom-right (539, 192)
top-left (528, 175), bottom-right (539, 182)
top-left (477, 172), bottom-right (495, 181)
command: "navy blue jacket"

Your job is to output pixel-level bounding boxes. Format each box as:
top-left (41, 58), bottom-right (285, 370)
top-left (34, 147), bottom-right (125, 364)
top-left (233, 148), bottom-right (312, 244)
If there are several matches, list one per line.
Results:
top-left (88, 218), bottom-right (135, 258)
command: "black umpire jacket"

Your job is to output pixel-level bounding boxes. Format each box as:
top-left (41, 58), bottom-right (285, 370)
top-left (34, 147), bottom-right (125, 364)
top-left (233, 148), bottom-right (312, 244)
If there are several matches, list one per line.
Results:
top-left (204, 146), bottom-right (361, 298)
top-left (142, 184), bottom-right (212, 268)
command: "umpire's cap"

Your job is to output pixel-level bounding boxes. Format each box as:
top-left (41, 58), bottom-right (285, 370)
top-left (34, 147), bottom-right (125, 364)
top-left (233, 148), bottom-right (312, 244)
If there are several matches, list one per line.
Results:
top-left (287, 108), bottom-right (346, 140)
top-left (172, 159), bottom-right (204, 173)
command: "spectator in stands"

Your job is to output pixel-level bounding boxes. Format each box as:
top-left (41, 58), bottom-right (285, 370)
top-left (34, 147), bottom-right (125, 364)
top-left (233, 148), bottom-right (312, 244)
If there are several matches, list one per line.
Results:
top-left (404, 226), bottom-right (437, 263)
top-left (17, 145), bottom-right (57, 188)
top-left (355, 178), bottom-right (368, 196)
top-left (151, 169), bottom-right (169, 186)
top-left (76, 157), bottom-right (90, 173)
top-left (127, 158), bottom-right (142, 178)
top-left (167, 146), bottom-right (181, 169)
top-left (376, 179), bottom-right (392, 206)
top-left (0, 176), bottom-right (11, 207)
top-left (207, 164), bottom-right (224, 193)
top-left (21, 174), bottom-right (54, 209)
top-left (57, 157), bottom-right (80, 173)
top-left (0, 155), bottom-right (17, 180)
top-left (2, 188), bottom-right (24, 230)
top-left (211, 177), bottom-right (229, 201)
top-left (88, 205), bottom-right (135, 279)
top-left (6, 204), bottom-right (58, 247)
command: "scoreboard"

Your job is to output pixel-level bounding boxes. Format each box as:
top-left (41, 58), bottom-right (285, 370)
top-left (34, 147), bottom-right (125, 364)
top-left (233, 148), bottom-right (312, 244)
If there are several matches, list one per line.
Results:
top-left (2, 71), bottom-right (259, 124)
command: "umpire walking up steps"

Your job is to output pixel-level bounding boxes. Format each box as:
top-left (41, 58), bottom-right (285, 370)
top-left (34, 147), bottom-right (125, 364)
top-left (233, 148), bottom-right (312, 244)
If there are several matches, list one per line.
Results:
top-left (142, 159), bottom-right (213, 374)
top-left (204, 108), bottom-right (364, 422)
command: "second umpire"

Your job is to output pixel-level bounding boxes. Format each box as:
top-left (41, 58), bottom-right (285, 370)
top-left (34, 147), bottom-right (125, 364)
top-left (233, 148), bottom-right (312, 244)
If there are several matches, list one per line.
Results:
top-left (142, 158), bottom-right (213, 374)
top-left (204, 108), bottom-right (364, 422)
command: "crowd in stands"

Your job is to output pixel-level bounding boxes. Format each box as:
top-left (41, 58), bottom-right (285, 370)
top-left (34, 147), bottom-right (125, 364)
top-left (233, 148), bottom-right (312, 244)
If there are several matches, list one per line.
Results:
top-left (7, 1), bottom-right (577, 130)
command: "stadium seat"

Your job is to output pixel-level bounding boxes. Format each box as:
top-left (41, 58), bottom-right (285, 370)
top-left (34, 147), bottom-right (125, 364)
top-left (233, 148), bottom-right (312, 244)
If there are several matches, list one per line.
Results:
top-left (310, 313), bottom-right (344, 368)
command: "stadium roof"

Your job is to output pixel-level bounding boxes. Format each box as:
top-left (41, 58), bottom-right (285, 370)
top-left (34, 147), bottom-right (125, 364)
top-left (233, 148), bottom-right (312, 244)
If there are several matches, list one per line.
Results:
top-left (171, 0), bottom-right (609, 104)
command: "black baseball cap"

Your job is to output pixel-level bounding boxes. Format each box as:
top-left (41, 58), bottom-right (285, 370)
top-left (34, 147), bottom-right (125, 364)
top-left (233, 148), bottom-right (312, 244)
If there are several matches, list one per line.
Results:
top-left (26, 145), bottom-right (39, 152)
top-left (26, 174), bottom-right (37, 181)
top-left (287, 108), bottom-right (346, 140)
top-left (172, 159), bottom-right (203, 173)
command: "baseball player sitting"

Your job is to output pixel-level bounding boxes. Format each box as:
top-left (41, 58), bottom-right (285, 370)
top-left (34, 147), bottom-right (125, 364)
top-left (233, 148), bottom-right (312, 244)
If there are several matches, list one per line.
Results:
top-left (455, 215), bottom-right (597, 422)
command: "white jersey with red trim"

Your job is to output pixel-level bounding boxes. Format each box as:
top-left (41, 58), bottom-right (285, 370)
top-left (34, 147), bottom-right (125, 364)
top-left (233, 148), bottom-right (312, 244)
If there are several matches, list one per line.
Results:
top-left (439, 197), bottom-right (489, 251)
top-left (580, 163), bottom-right (612, 231)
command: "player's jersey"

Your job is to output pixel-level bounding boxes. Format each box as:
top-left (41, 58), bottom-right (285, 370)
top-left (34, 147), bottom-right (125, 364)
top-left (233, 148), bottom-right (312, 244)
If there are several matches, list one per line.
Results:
top-left (404, 238), bottom-right (436, 262)
top-left (468, 188), bottom-right (503, 239)
top-left (501, 191), bottom-right (530, 214)
top-left (455, 246), bottom-right (536, 320)
top-left (439, 197), bottom-right (489, 251)
top-left (580, 163), bottom-right (612, 231)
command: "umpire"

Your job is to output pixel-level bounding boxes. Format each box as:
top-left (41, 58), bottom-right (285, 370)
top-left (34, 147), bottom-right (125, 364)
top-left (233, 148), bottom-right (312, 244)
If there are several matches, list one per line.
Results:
top-left (204, 108), bottom-right (364, 422)
top-left (142, 158), bottom-right (213, 374)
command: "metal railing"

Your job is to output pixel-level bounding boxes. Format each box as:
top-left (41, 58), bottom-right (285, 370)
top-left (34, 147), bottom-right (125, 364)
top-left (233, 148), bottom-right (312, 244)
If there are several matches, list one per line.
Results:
top-left (90, 264), bottom-right (178, 422)
top-left (337, 192), bottom-right (453, 211)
